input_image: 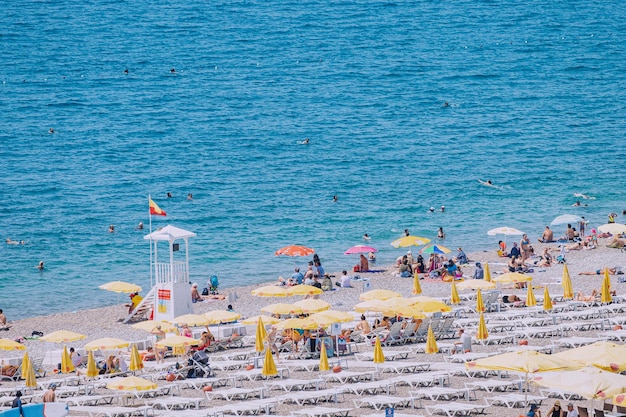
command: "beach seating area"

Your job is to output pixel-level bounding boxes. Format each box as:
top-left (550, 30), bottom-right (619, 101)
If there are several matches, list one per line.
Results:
top-left (4, 284), bottom-right (626, 417)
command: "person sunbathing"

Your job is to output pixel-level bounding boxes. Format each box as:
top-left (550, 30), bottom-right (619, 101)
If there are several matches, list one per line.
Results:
top-left (579, 267), bottom-right (619, 275)
top-left (354, 315), bottom-right (371, 334)
top-left (577, 289), bottom-right (617, 302)
top-left (607, 236), bottom-right (625, 248)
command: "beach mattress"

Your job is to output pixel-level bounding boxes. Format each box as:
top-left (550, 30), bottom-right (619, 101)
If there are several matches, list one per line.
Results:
top-left (0, 403), bottom-right (68, 417)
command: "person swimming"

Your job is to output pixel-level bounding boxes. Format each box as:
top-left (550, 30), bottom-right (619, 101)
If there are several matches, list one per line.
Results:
top-left (299, 138), bottom-right (310, 145)
top-left (48, 128), bottom-right (55, 134)
top-left (363, 233), bottom-right (371, 240)
top-left (332, 195), bottom-right (338, 202)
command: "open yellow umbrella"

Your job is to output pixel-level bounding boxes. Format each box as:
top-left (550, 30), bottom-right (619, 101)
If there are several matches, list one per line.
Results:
top-left (242, 315), bottom-right (281, 326)
top-left (293, 299), bottom-right (331, 314)
top-left (554, 341), bottom-right (626, 373)
top-left (373, 336), bottom-right (384, 364)
top-left (391, 306), bottom-right (426, 319)
top-left (131, 320), bottom-right (177, 333)
top-left (261, 303), bottom-right (303, 316)
top-left (319, 342), bottom-right (329, 371)
top-left (21, 352), bottom-right (36, 387)
top-left (86, 351), bottom-right (98, 377)
top-left (493, 272), bottom-right (533, 284)
top-left (40, 330), bottom-right (86, 343)
top-left (533, 367), bottom-right (626, 400)
top-left (251, 286), bottom-right (290, 297)
top-left (354, 299), bottom-right (393, 315)
top-left (391, 235), bottom-right (431, 248)
top-left (484, 263), bottom-right (492, 282)
top-left (0, 339), bottom-right (26, 351)
top-left (543, 286), bottom-right (553, 311)
top-left (476, 289), bottom-right (484, 313)
top-left (171, 314), bottom-right (210, 327)
top-left (106, 375), bottom-right (157, 391)
top-left (456, 280), bottom-right (496, 290)
top-left (526, 286), bottom-right (537, 307)
top-left (602, 268), bottom-right (613, 304)
top-left (61, 346), bottom-right (75, 373)
top-left (309, 310), bottom-right (353, 325)
top-left (261, 346), bottom-right (277, 376)
top-left (204, 310), bottom-right (242, 324)
top-left (450, 281), bottom-right (461, 305)
top-left (129, 344), bottom-right (143, 372)
top-left (476, 313), bottom-right (489, 340)
top-left (275, 318), bottom-right (318, 331)
top-left (155, 335), bottom-right (201, 350)
top-left (287, 285), bottom-right (323, 297)
top-left (468, 350), bottom-right (579, 403)
top-left (85, 337), bottom-right (129, 351)
top-left (412, 272), bottom-right (422, 294)
top-left (425, 324), bottom-right (439, 354)
top-left (99, 281), bottom-right (142, 293)
top-left (408, 296), bottom-right (452, 313)
top-left (562, 264), bottom-right (573, 299)
top-left (360, 289), bottom-right (401, 301)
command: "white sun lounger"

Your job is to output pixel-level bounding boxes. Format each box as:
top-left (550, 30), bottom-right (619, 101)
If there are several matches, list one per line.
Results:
top-left (353, 395), bottom-right (413, 411)
top-left (343, 381), bottom-right (394, 396)
top-left (411, 387), bottom-right (471, 401)
top-left (465, 378), bottom-right (523, 393)
top-left (207, 398), bottom-right (277, 416)
top-left (290, 406), bottom-right (353, 417)
top-left (322, 370), bottom-right (376, 384)
top-left (69, 405), bottom-right (154, 417)
top-left (61, 393), bottom-right (120, 406)
top-left (354, 349), bottom-right (411, 361)
top-left (265, 378), bottom-right (325, 392)
top-left (275, 388), bottom-right (345, 406)
top-left (146, 396), bottom-right (203, 411)
top-left (205, 387), bottom-right (267, 401)
top-left (484, 393), bottom-right (546, 408)
top-left (425, 402), bottom-right (486, 417)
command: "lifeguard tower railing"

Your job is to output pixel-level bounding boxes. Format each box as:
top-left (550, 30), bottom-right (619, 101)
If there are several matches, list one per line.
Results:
top-left (155, 261), bottom-right (189, 284)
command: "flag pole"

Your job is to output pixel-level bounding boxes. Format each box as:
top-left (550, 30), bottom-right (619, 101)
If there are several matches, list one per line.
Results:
top-left (148, 194), bottom-right (153, 289)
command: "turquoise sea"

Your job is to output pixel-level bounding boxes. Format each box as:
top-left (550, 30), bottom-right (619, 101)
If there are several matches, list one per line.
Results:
top-left (1, 0), bottom-right (625, 320)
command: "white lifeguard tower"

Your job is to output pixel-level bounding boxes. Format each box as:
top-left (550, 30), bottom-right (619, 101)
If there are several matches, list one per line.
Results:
top-left (143, 225), bottom-right (196, 322)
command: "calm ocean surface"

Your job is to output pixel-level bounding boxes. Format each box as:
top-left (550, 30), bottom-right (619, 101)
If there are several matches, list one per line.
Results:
top-left (1, 0), bottom-right (625, 320)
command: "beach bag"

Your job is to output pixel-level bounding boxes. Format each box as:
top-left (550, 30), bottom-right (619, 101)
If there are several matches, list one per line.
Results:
top-left (353, 265), bottom-right (360, 272)
top-left (201, 287), bottom-right (209, 296)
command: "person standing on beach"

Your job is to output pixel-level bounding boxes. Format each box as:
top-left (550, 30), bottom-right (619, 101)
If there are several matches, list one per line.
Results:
top-left (578, 217), bottom-right (586, 237)
top-left (11, 391), bottom-right (24, 417)
top-left (43, 384), bottom-right (56, 402)
top-left (520, 234), bottom-right (531, 261)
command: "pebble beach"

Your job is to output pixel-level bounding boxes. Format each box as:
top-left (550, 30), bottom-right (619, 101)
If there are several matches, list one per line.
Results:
top-left (2, 238), bottom-right (626, 417)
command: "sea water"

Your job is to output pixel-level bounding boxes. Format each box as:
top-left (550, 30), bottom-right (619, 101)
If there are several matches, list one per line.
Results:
top-left (1, 0), bottom-right (625, 320)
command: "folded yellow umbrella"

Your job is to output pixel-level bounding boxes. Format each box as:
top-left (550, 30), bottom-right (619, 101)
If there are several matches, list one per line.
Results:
top-left (261, 346), bottom-right (277, 376)
top-left (602, 268), bottom-right (613, 304)
top-left (61, 345), bottom-right (75, 373)
top-left (484, 262), bottom-right (492, 282)
top-left (255, 317), bottom-right (267, 353)
top-left (476, 289), bottom-right (484, 313)
top-left (526, 285), bottom-right (537, 307)
top-left (543, 286), bottom-right (553, 311)
top-left (86, 351), bottom-right (98, 377)
top-left (129, 344), bottom-right (143, 372)
top-left (476, 313), bottom-right (489, 340)
top-left (425, 324), bottom-right (439, 354)
top-left (562, 264), bottom-right (573, 300)
top-left (450, 281), bottom-right (460, 305)
top-left (412, 272), bottom-right (422, 295)
top-left (319, 342), bottom-right (329, 372)
top-left (21, 352), bottom-right (37, 388)
top-left (373, 336), bottom-right (384, 364)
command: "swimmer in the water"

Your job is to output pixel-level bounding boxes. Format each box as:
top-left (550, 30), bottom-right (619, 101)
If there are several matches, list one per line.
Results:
top-left (124, 69), bottom-right (129, 74)
top-left (440, 205), bottom-right (445, 213)
top-left (487, 180), bottom-right (492, 185)
top-left (443, 102), bottom-right (449, 107)
top-left (170, 68), bottom-right (176, 73)
top-left (109, 225), bottom-right (115, 233)
top-left (6, 239), bottom-right (19, 245)
top-left (49, 128), bottom-right (55, 134)
top-left (137, 222), bottom-right (144, 230)
top-left (429, 207), bottom-right (435, 213)
top-left (363, 233), bottom-right (371, 241)
top-left (187, 193), bottom-right (193, 200)
top-left (37, 261), bottom-right (44, 270)
top-left (167, 192), bottom-right (173, 198)
top-left (332, 195), bottom-right (338, 202)
top-left (299, 138), bottom-right (310, 145)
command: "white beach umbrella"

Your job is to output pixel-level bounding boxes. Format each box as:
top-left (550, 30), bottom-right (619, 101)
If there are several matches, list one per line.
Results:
top-left (598, 223), bottom-right (626, 235)
top-left (550, 214), bottom-right (582, 226)
top-left (487, 227), bottom-right (524, 236)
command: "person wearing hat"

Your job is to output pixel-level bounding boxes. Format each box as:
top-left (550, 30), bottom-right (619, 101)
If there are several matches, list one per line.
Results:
top-left (321, 273), bottom-right (333, 291)
top-left (527, 404), bottom-right (542, 417)
top-left (43, 383), bottom-right (56, 402)
top-left (566, 403), bottom-right (578, 417)
top-left (11, 391), bottom-right (24, 416)
top-left (546, 401), bottom-right (563, 417)
top-left (472, 262), bottom-right (484, 279)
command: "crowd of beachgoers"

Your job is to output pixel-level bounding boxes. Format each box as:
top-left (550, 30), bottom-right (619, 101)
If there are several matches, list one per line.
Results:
top-left (2, 231), bottom-right (626, 416)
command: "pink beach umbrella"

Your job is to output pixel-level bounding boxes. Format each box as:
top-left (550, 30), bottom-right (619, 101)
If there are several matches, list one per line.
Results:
top-left (344, 245), bottom-right (377, 255)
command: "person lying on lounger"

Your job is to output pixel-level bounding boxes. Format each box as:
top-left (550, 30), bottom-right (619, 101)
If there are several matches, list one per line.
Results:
top-left (578, 267), bottom-right (619, 275)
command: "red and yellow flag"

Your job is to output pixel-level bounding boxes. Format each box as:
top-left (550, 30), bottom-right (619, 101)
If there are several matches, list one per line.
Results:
top-left (149, 199), bottom-right (166, 216)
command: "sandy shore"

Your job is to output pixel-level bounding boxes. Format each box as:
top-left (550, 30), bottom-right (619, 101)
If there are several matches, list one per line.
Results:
top-left (2, 238), bottom-right (625, 417)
